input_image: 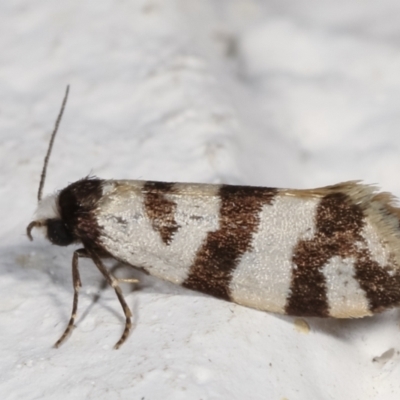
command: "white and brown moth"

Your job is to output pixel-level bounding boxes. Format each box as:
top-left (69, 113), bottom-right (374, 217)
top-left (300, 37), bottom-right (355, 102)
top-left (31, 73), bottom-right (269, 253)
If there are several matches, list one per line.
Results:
top-left (28, 87), bottom-right (400, 349)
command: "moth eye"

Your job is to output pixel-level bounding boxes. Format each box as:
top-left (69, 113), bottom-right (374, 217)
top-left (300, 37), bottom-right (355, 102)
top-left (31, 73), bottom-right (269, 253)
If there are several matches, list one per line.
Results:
top-left (46, 219), bottom-right (74, 246)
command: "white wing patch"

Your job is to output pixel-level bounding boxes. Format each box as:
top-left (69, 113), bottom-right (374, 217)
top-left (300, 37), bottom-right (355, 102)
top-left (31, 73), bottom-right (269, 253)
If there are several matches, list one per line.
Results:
top-left (97, 181), bottom-right (221, 285)
top-left (360, 222), bottom-right (390, 268)
top-left (322, 256), bottom-right (372, 318)
top-left (229, 195), bottom-right (319, 313)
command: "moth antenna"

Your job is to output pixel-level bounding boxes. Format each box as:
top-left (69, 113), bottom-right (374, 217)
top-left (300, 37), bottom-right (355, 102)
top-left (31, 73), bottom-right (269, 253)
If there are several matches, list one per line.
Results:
top-left (37, 85), bottom-right (70, 202)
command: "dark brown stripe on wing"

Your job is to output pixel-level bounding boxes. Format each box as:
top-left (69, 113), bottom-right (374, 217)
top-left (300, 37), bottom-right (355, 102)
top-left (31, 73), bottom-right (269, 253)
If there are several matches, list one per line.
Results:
top-left (143, 181), bottom-right (180, 245)
top-left (183, 185), bottom-right (277, 300)
top-left (286, 192), bottom-right (365, 317)
top-left (354, 251), bottom-right (400, 313)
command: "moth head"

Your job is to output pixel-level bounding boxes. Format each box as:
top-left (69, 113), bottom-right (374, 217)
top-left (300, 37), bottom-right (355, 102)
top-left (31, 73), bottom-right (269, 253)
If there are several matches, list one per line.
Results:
top-left (27, 193), bottom-right (74, 246)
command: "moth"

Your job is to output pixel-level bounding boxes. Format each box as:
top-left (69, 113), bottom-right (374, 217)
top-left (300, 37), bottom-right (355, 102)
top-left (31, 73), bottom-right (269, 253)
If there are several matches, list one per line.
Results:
top-left (27, 87), bottom-right (400, 349)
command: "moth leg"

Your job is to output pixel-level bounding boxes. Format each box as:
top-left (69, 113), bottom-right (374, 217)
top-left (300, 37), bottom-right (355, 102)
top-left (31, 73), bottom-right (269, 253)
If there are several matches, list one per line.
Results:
top-left (92, 263), bottom-right (139, 306)
top-left (100, 263), bottom-right (139, 291)
top-left (54, 248), bottom-right (88, 348)
top-left (88, 251), bottom-right (133, 349)
top-left (117, 278), bottom-right (139, 284)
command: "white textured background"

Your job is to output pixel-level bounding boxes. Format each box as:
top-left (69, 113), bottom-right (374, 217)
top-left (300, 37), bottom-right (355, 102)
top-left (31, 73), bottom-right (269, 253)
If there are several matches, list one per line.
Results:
top-left (1, 1), bottom-right (400, 399)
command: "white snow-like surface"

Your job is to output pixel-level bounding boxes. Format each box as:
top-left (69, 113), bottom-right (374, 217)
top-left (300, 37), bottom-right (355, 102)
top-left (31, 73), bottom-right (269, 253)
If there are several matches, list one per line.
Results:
top-left (2, 1), bottom-right (400, 399)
